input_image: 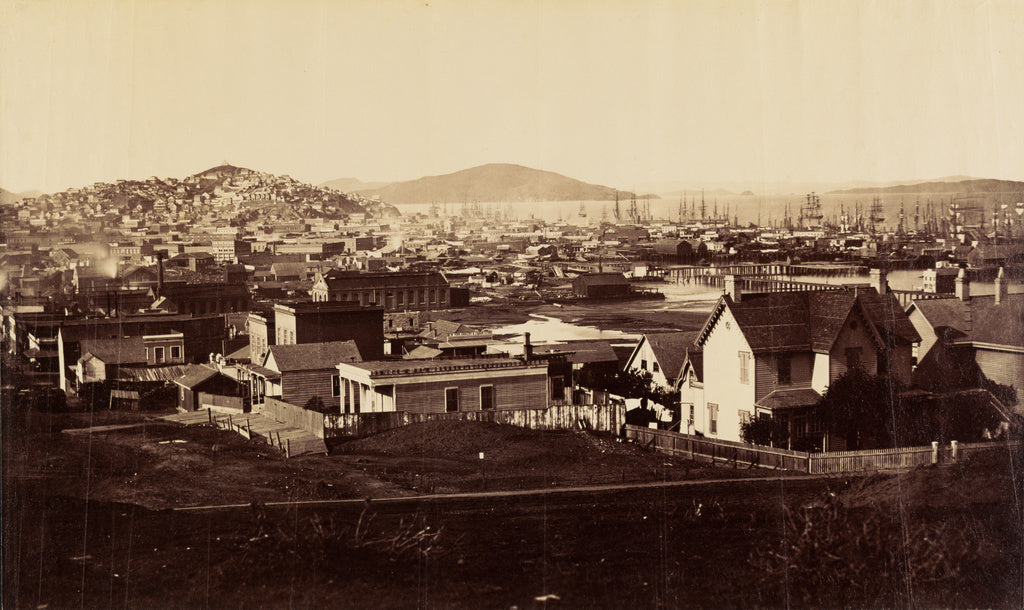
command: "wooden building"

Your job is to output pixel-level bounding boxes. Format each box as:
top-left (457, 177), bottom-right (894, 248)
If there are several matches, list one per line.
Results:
top-left (334, 357), bottom-right (549, 414)
top-left (247, 340), bottom-right (362, 410)
top-left (572, 273), bottom-right (631, 299)
top-left (272, 301), bottom-right (384, 360)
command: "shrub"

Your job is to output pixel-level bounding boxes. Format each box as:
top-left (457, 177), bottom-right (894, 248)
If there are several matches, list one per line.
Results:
top-left (750, 492), bottom-right (1000, 607)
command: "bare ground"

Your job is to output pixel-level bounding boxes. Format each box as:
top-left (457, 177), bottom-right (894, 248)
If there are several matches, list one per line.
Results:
top-left (4, 406), bottom-right (1022, 608)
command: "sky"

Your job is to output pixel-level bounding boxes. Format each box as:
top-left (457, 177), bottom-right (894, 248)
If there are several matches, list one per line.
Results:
top-left (1, 0), bottom-right (1022, 194)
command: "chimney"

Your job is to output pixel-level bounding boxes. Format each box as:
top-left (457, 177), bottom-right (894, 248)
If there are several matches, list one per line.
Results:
top-left (869, 268), bottom-right (888, 294)
top-left (523, 332), bottom-right (533, 361)
top-left (995, 266), bottom-right (1008, 305)
top-left (724, 274), bottom-right (741, 302)
top-left (955, 267), bottom-right (970, 301)
top-left (156, 251), bottom-right (165, 299)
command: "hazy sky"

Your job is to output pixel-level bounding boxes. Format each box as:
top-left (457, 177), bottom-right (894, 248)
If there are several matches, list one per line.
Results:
top-left (2, 0), bottom-right (1022, 194)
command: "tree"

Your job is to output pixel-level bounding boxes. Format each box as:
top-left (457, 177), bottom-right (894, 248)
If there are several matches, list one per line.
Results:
top-left (740, 415), bottom-right (786, 446)
top-left (304, 395), bottom-right (328, 413)
top-left (816, 368), bottom-right (906, 450)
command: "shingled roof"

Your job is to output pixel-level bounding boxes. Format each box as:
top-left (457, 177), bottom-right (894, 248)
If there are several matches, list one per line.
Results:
top-left (706, 287), bottom-right (919, 354)
top-left (79, 337), bottom-right (146, 364)
top-left (911, 293), bottom-right (1024, 349)
top-left (265, 340), bottom-right (362, 372)
top-left (643, 331), bottom-right (701, 381)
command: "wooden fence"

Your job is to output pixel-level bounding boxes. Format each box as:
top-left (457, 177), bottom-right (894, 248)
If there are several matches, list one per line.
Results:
top-left (197, 392), bottom-right (245, 411)
top-left (625, 425), bottom-right (1022, 474)
top-left (261, 398), bottom-right (326, 438)
top-left (624, 425), bottom-right (810, 470)
top-left (808, 444), bottom-right (937, 474)
top-left (325, 403), bottom-right (626, 439)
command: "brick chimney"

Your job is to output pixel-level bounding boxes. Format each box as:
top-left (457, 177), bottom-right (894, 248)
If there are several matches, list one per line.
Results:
top-left (156, 251), bottom-right (164, 299)
top-left (955, 267), bottom-right (970, 301)
top-left (523, 332), bottom-right (533, 361)
top-left (995, 266), bottom-right (1007, 305)
top-left (724, 275), bottom-right (741, 302)
top-left (869, 268), bottom-right (888, 294)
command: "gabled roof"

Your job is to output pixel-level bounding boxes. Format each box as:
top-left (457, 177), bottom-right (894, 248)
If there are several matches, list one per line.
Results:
top-left (532, 340), bottom-right (619, 365)
top-left (173, 364), bottom-right (221, 389)
top-left (641, 331), bottom-right (700, 381)
top-left (910, 298), bottom-right (970, 333)
top-left (79, 337), bottom-right (146, 364)
top-left (911, 293), bottom-right (1024, 349)
top-left (265, 340), bottom-right (362, 372)
top-left (969, 295), bottom-right (1024, 348)
top-left (419, 319), bottom-right (466, 340)
top-left (404, 345), bottom-right (443, 359)
top-left (701, 287), bottom-right (919, 355)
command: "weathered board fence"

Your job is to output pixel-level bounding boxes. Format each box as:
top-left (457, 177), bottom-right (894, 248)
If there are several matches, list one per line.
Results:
top-left (625, 425), bottom-right (809, 470)
top-left (323, 403), bottom-right (626, 439)
top-left (625, 425), bottom-right (1021, 474)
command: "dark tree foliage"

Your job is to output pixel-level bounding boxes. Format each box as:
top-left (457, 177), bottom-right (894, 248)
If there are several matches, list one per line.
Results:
top-left (304, 395), bottom-right (329, 413)
top-left (893, 391), bottom-right (1008, 446)
top-left (580, 368), bottom-right (678, 409)
top-left (739, 416), bottom-right (785, 446)
top-left (816, 368), bottom-right (906, 450)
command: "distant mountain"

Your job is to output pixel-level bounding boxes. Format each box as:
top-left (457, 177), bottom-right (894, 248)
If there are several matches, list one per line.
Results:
top-left (320, 177), bottom-right (392, 192)
top-left (661, 188), bottom-right (739, 198)
top-left (1, 187), bottom-right (40, 204)
top-left (360, 163), bottom-right (656, 204)
top-left (827, 178), bottom-right (1024, 195)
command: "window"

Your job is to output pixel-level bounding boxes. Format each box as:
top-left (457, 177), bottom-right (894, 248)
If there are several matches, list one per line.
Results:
top-left (480, 385), bottom-right (494, 410)
top-left (653, 361), bottom-right (660, 373)
top-left (777, 354), bottom-right (791, 385)
top-left (420, 290), bottom-right (426, 304)
top-left (640, 359), bottom-right (647, 371)
top-left (170, 346), bottom-right (181, 360)
top-left (397, 291), bottom-right (404, 305)
top-left (688, 404), bottom-right (695, 425)
top-left (845, 347), bottom-right (862, 370)
top-left (708, 403), bottom-right (718, 435)
top-left (739, 409), bottom-right (752, 424)
top-left (154, 347), bottom-right (165, 363)
top-left (550, 376), bottom-right (565, 401)
top-left (739, 351), bottom-right (751, 384)
top-left (332, 375), bottom-right (341, 397)
top-left (145, 347), bottom-right (149, 360)
top-left (445, 387), bottom-right (459, 412)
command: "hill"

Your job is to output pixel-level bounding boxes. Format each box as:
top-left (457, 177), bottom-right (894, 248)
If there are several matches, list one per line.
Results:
top-left (828, 178), bottom-right (1024, 195)
top-left (359, 163), bottom-right (655, 204)
top-left (1, 187), bottom-right (40, 204)
top-left (320, 177), bottom-right (392, 192)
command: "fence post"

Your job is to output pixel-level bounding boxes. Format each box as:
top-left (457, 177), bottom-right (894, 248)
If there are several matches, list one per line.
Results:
top-left (931, 441), bottom-right (939, 465)
top-left (286, 438), bottom-right (291, 458)
top-left (950, 440), bottom-right (959, 462)
top-left (208, 408), bottom-right (212, 424)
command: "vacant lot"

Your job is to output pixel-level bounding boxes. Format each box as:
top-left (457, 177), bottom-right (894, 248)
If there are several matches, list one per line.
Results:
top-left (4, 406), bottom-right (1022, 608)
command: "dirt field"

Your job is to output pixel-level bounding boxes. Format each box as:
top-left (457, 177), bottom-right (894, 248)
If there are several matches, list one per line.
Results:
top-left (4, 406), bottom-right (1022, 608)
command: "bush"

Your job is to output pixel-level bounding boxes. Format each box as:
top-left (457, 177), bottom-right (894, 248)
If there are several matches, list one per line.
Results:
top-left (751, 493), bottom-right (1001, 607)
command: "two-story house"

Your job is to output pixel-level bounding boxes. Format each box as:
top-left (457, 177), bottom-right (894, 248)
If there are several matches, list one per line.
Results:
top-left (624, 331), bottom-right (701, 421)
top-left (248, 340), bottom-right (363, 410)
top-left (695, 277), bottom-right (919, 448)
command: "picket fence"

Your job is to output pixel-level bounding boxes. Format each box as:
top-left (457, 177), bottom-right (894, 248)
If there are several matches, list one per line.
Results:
top-left (624, 425), bottom-right (1021, 474)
